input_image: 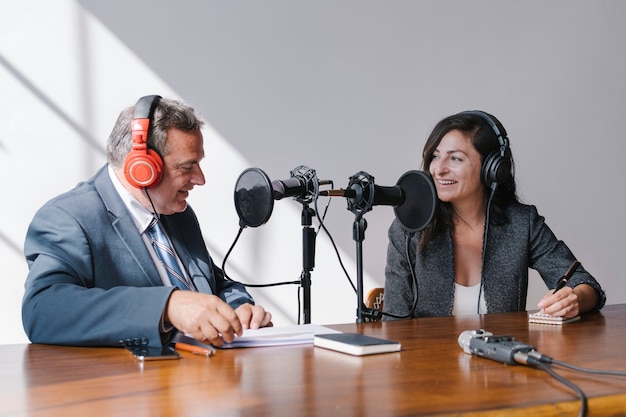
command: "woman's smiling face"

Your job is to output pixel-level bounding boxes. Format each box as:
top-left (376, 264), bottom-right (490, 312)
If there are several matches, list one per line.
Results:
top-left (429, 129), bottom-right (484, 207)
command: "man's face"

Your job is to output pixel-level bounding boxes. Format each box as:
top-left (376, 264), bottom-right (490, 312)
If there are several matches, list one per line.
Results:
top-left (149, 128), bottom-right (205, 215)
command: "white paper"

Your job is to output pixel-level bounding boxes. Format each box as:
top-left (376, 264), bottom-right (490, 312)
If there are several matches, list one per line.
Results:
top-left (219, 323), bottom-right (341, 348)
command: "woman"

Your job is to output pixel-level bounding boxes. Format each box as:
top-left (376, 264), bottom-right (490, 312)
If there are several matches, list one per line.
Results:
top-left (383, 110), bottom-right (605, 319)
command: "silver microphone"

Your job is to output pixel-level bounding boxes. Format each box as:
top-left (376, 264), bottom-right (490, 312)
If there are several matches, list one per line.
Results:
top-left (458, 329), bottom-right (539, 365)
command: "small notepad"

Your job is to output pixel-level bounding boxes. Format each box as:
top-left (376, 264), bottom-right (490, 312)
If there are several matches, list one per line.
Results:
top-left (528, 311), bottom-right (581, 325)
top-left (314, 333), bottom-right (401, 356)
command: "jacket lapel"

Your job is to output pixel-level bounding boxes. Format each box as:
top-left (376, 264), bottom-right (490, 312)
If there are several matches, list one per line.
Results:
top-left (94, 166), bottom-right (163, 287)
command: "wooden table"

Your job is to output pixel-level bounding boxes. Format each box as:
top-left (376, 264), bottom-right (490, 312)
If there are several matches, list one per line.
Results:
top-left (2, 304), bottom-right (626, 417)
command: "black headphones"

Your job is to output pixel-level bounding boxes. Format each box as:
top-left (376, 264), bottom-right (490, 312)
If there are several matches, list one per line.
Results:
top-left (123, 95), bottom-right (163, 188)
top-left (459, 110), bottom-right (512, 190)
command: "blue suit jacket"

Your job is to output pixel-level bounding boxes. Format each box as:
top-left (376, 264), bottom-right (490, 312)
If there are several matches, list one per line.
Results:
top-left (22, 165), bottom-right (253, 347)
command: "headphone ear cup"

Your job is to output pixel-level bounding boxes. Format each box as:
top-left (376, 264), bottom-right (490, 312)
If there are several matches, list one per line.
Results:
top-left (124, 148), bottom-right (163, 188)
top-left (123, 95), bottom-right (163, 189)
top-left (481, 149), bottom-right (511, 187)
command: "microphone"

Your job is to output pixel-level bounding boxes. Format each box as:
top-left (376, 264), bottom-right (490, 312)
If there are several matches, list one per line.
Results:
top-left (320, 170), bottom-right (437, 233)
top-left (458, 330), bottom-right (542, 366)
top-left (272, 166), bottom-right (331, 202)
top-left (272, 177), bottom-right (306, 200)
top-left (271, 165), bottom-right (330, 203)
top-left (234, 166), bottom-right (330, 228)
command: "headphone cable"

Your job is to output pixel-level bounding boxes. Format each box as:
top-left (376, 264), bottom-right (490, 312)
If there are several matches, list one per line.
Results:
top-left (477, 184), bottom-right (497, 314)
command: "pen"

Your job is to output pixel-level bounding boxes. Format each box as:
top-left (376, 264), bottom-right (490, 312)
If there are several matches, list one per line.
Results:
top-left (175, 342), bottom-right (216, 357)
top-left (553, 260), bottom-right (580, 293)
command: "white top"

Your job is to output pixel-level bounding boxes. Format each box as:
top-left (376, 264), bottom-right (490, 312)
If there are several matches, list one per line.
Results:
top-left (452, 282), bottom-right (487, 316)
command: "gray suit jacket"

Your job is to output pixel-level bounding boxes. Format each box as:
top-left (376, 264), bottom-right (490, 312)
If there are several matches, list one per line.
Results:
top-left (22, 165), bottom-right (253, 347)
top-left (383, 202), bottom-right (606, 319)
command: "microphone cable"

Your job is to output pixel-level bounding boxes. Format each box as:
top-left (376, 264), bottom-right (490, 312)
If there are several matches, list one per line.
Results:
top-left (531, 360), bottom-right (587, 417)
top-left (222, 182), bottom-right (342, 324)
top-left (222, 182), bottom-right (342, 289)
top-left (313, 192), bottom-right (357, 293)
top-left (371, 232), bottom-right (419, 320)
top-left (518, 351), bottom-right (626, 417)
top-left (221, 225), bottom-right (300, 288)
top-left (477, 185), bottom-right (497, 314)
top-left (526, 351), bottom-right (626, 417)
top-left (524, 350), bottom-right (626, 377)
top-left (549, 359), bottom-right (626, 377)
top-left (313, 189), bottom-right (413, 322)
top-left (221, 183), bottom-right (341, 324)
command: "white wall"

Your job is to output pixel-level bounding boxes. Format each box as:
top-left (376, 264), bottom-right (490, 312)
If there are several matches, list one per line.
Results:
top-left (2, 0), bottom-right (624, 345)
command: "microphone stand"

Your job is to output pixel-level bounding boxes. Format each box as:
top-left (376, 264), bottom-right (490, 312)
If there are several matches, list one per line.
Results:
top-left (353, 214), bottom-right (366, 323)
top-left (346, 171), bottom-right (381, 323)
top-left (301, 203), bottom-right (316, 324)
top-left (352, 214), bottom-right (382, 323)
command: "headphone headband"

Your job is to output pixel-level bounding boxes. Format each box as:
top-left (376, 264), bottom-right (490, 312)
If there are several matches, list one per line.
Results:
top-left (457, 110), bottom-right (511, 189)
top-left (133, 95), bottom-right (161, 119)
top-left (457, 110), bottom-right (507, 149)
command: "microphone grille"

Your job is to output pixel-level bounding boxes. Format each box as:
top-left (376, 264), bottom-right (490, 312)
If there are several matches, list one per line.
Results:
top-left (458, 329), bottom-right (493, 354)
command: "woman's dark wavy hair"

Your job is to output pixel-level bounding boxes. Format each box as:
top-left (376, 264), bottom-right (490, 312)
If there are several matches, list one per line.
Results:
top-left (419, 111), bottom-right (518, 250)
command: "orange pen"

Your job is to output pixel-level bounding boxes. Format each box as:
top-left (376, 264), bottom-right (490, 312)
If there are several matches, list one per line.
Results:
top-left (175, 341), bottom-right (216, 357)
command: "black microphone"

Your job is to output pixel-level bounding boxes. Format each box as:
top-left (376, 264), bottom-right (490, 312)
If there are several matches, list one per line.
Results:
top-left (319, 170), bottom-right (437, 233)
top-left (234, 166), bottom-right (330, 228)
top-left (271, 177), bottom-right (306, 200)
top-left (371, 185), bottom-right (405, 206)
top-left (272, 176), bottom-right (332, 201)
top-left (271, 165), bottom-right (330, 202)
top-left (458, 330), bottom-right (542, 366)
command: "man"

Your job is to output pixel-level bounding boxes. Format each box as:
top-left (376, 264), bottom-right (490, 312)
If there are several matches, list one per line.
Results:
top-left (22, 95), bottom-right (272, 347)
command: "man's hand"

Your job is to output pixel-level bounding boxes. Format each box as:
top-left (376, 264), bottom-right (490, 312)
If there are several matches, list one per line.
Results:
top-left (235, 303), bottom-right (273, 330)
top-left (164, 291), bottom-right (243, 346)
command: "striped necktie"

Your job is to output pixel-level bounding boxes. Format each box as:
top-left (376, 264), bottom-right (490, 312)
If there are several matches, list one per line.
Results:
top-left (146, 218), bottom-right (193, 290)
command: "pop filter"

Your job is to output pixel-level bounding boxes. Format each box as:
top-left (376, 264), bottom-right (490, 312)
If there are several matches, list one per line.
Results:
top-left (394, 170), bottom-right (437, 232)
top-left (234, 167), bottom-right (274, 228)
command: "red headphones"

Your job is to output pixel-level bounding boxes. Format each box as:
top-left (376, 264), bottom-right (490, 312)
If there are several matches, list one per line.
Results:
top-left (123, 95), bottom-right (163, 188)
